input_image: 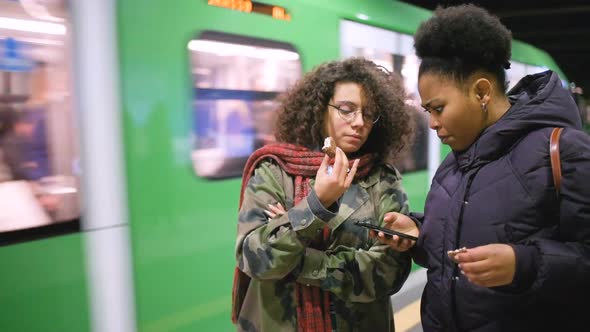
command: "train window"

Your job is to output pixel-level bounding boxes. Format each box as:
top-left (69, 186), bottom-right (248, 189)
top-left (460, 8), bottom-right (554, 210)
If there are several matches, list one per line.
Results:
top-left (188, 31), bottom-right (301, 179)
top-left (507, 62), bottom-right (556, 91)
top-left (525, 65), bottom-right (549, 76)
top-left (0, 0), bottom-right (80, 242)
top-left (506, 62), bottom-right (527, 91)
top-left (340, 20), bottom-right (429, 173)
top-left (524, 64), bottom-right (565, 86)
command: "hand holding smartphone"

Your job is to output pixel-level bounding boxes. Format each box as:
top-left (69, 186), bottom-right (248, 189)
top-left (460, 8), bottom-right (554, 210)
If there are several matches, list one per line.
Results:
top-left (355, 221), bottom-right (418, 241)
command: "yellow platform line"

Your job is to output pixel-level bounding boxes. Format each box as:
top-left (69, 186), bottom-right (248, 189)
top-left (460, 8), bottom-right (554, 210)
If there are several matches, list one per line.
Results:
top-left (394, 298), bottom-right (421, 332)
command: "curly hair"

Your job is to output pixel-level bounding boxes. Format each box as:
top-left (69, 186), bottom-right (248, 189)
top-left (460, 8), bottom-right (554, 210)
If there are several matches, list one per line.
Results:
top-left (274, 57), bottom-right (411, 163)
top-left (414, 4), bottom-right (512, 91)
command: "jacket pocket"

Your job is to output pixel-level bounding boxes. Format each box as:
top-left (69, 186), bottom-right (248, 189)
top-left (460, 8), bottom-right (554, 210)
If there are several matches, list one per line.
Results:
top-left (495, 223), bottom-right (511, 243)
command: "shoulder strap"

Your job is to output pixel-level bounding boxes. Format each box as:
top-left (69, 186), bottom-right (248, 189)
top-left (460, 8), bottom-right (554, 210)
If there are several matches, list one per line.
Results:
top-left (550, 127), bottom-right (564, 197)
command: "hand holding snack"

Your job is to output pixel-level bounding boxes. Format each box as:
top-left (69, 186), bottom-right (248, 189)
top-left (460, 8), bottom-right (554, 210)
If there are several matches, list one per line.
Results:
top-left (447, 247), bottom-right (468, 263)
top-left (314, 144), bottom-right (359, 208)
top-left (452, 244), bottom-right (516, 287)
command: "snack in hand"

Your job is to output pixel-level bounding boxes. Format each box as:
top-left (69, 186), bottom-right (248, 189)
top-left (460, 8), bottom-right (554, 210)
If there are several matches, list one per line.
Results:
top-left (447, 247), bottom-right (468, 257)
top-left (322, 137), bottom-right (337, 158)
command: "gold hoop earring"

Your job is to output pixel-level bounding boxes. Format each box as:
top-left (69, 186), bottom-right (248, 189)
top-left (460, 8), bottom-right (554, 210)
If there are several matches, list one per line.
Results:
top-left (481, 102), bottom-right (488, 113)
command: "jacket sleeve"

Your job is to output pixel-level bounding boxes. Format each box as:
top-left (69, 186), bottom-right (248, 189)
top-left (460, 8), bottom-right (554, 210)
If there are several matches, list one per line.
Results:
top-left (236, 161), bottom-right (329, 280)
top-left (515, 129), bottom-right (590, 302)
top-left (295, 166), bottom-right (412, 303)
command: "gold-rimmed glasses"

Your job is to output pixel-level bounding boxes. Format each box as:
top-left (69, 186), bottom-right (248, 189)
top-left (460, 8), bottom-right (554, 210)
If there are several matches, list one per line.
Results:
top-left (328, 103), bottom-right (380, 124)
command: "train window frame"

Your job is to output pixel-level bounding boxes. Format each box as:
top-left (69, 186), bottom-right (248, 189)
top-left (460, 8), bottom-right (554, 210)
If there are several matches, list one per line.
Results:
top-left (188, 31), bottom-right (301, 179)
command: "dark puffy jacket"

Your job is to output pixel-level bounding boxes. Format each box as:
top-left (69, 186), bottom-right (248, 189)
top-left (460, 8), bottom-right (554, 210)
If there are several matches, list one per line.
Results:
top-left (413, 71), bottom-right (590, 332)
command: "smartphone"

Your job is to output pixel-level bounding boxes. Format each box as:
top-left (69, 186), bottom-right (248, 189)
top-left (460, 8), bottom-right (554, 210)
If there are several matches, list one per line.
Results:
top-left (355, 221), bottom-right (418, 241)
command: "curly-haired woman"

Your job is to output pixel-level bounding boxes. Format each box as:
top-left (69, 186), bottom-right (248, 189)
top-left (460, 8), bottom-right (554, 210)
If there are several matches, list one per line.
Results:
top-left (231, 57), bottom-right (413, 331)
top-left (379, 5), bottom-right (590, 332)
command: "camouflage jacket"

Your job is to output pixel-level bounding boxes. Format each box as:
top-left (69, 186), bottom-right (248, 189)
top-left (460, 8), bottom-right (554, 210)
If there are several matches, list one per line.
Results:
top-left (235, 160), bottom-right (411, 331)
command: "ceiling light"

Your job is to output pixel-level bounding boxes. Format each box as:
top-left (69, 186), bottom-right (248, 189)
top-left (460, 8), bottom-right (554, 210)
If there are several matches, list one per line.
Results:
top-left (0, 17), bottom-right (66, 35)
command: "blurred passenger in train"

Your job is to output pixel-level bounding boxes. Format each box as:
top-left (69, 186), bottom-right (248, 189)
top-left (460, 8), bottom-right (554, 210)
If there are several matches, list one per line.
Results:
top-left (3, 109), bottom-right (50, 181)
top-left (2, 63), bottom-right (51, 181)
top-left (0, 63), bottom-right (58, 213)
top-left (0, 106), bottom-right (14, 182)
top-left (232, 57), bottom-right (413, 331)
top-left (378, 5), bottom-right (590, 332)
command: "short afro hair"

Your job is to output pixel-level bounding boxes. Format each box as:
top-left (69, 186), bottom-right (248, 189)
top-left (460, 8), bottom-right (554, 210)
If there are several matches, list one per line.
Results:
top-left (414, 4), bottom-right (512, 91)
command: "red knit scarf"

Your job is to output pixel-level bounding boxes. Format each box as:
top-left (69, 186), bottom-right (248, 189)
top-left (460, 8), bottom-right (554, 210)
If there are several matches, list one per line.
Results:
top-left (232, 143), bottom-right (374, 331)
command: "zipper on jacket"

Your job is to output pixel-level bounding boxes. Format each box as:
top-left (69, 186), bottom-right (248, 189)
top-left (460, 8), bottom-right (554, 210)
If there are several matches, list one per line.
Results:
top-left (450, 169), bottom-right (478, 331)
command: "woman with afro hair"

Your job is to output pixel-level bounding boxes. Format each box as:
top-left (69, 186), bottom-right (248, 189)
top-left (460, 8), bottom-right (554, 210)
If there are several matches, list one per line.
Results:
top-left (379, 4), bottom-right (590, 332)
top-left (231, 57), bottom-right (414, 331)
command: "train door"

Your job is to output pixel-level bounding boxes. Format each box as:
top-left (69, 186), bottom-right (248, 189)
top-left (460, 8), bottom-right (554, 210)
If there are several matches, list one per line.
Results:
top-left (0, 1), bottom-right (91, 330)
top-left (1, 1), bottom-right (136, 331)
top-left (0, 0), bottom-right (78, 330)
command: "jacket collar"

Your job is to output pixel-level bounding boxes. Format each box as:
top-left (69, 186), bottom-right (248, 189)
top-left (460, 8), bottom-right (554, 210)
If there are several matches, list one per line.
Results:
top-left (453, 71), bottom-right (581, 172)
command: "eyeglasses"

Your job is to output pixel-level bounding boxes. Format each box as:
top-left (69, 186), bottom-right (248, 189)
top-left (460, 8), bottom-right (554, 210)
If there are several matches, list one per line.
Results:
top-left (328, 103), bottom-right (380, 124)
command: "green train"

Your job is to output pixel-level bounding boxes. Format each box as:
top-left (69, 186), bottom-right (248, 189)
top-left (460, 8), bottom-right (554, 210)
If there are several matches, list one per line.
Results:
top-left (0, 1), bottom-right (574, 331)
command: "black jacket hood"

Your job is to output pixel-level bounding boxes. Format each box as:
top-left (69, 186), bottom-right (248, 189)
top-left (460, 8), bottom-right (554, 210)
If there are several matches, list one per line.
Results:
top-left (456, 70), bottom-right (582, 170)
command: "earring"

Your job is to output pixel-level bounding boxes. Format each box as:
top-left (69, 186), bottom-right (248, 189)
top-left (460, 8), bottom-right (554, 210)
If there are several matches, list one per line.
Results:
top-left (481, 102), bottom-right (488, 113)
